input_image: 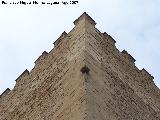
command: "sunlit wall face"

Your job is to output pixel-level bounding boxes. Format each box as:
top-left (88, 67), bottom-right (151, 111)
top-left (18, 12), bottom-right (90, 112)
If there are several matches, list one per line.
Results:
top-left (0, 0), bottom-right (160, 94)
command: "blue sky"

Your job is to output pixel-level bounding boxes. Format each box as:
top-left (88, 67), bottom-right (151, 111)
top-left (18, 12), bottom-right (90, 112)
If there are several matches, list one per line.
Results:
top-left (0, 0), bottom-right (160, 94)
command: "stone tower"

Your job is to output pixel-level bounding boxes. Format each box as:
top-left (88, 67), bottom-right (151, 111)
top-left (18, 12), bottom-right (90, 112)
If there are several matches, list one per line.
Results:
top-left (0, 12), bottom-right (160, 120)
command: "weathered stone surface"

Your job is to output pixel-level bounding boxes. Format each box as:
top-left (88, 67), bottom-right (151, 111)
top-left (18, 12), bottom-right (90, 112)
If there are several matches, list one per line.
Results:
top-left (0, 12), bottom-right (160, 120)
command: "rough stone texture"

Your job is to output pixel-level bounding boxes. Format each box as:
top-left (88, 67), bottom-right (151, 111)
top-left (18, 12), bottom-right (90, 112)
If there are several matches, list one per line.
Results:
top-left (0, 12), bottom-right (160, 120)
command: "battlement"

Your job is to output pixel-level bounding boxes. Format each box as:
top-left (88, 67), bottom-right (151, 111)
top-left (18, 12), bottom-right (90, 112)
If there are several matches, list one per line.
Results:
top-left (103, 32), bottom-right (116, 45)
top-left (140, 68), bottom-right (154, 80)
top-left (54, 31), bottom-right (67, 47)
top-left (1, 12), bottom-right (159, 120)
top-left (0, 88), bottom-right (10, 98)
top-left (15, 69), bottom-right (29, 82)
top-left (34, 51), bottom-right (48, 64)
top-left (73, 12), bottom-right (96, 27)
top-left (121, 50), bottom-right (136, 63)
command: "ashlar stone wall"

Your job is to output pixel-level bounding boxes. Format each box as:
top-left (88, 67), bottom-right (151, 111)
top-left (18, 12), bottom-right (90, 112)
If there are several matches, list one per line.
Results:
top-left (0, 12), bottom-right (160, 120)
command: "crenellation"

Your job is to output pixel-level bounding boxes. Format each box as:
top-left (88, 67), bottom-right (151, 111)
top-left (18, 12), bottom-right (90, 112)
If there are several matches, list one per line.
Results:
top-left (121, 50), bottom-right (136, 63)
top-left (34, 51), bottom-right (48, 64)
top-left (1, 12), bottom-right (159, 120)
top-left (103, 32), bottom-right (116, 45)
top-left (15, 69), bottom-right (29, 82)
top-left (140, 68), bottom-right (154, 80)
top-left (54, 31), bottom-right (67, 47)
top-left (13, 69), bottom-right (30, 94)
top-left (73, 12), bottom-right (96, 27)
top-left (0, 88), bottom-right (11, 98)
top-left (140, 68), bottom-right (155, 86)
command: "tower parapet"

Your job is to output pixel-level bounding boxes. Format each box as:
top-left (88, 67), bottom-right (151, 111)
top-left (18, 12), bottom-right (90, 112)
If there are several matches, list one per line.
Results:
top-left (54, 31), bottom-right (67, 47)
top-left (103, 32), bottom-right (116, 46)
top-left (0, 12), bottom-right (159, 120)
top-left (0, 88), bottom-right (10, 98)
top-left (141, 68), bottom-right (154, 80)
top-left (73, 12), bottom-right (96, 27)
top-left (121, 50), bottom-right (136, 64)
top-left (14, 69), bottom-right (30, 89)
top-left (15, 69), bottom-right (29, 82)
top-left (34, 51), bottom-right (48, 64)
